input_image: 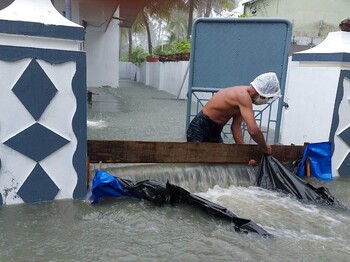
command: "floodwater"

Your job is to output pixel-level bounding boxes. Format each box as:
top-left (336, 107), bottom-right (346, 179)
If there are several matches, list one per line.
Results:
top-left (87, 80), bottom-right (189, 142)
top-left (1, 80), bottom-right (350, 261)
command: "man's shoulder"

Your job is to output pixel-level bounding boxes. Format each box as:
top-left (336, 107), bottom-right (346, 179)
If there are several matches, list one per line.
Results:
top-left (219, 85), bottom-right (240, 94)
top-left (225, 85), bottom-right (250, 92)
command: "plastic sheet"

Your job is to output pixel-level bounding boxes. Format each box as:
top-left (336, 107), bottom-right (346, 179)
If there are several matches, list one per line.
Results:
top-left (91, 170), bottom-right (272, 237)
top-left (297, 142), bottom-right (332, 180)
top-left (256, 155), bottom-right (343, 206)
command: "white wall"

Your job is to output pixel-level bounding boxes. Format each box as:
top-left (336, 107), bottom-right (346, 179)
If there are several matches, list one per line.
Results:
top-left (129, 61), bottom-right (190, 99)
top-left (85, 9), bottom-right (119, 88)
top-left (148, 62), bottom-right (161, 89)
top-left (159, 61), bottom-right (189, 99)
top-left (52, 0), bottom-right (120, 87)
top-left (280, 58), bottom-right (340, 145)
top-left (280, 31), bottom-right (350, 177)
top-left (0, 0), bottom-right (85, 204)
top-left (120, 62), bottom-right (137, 80)
top-left (138, 62), bottom-right (148, 85)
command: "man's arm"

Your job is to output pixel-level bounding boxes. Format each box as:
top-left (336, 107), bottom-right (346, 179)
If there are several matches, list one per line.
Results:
top-left (238, 99), bottom-right (272, 155)
top-left (231, 115), bottom-right (244, 144)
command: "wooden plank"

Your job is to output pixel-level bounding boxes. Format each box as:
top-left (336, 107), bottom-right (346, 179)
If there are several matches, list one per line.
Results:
top-left (87, 140), bottom-right (305, 164)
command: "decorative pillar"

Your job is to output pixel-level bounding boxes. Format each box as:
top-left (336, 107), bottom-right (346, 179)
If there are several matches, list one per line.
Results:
top-left (280, 23), bottom-right (350, 177)
top-left (0, 0), bottom-right (86, 204)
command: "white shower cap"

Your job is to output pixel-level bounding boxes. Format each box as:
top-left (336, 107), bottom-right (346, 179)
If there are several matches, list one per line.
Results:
top-left (250, 72), bottom-right (281, 98)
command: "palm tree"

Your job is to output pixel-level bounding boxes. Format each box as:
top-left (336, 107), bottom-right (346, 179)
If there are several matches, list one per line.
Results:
top-left (126, 0), bottom-right (185, 55)
top-left (144, 0), bottom-right (186, 53)
top-left (186, 0), bottom-right (238, 38)
top-left (124, 0), bottom-right (238, 58)
top-left (119, 27), bottom-right (133, 61)
top-left (186, 0), bottom-right (195, 39)
top-left (164, 6), bottom-right (188, 42)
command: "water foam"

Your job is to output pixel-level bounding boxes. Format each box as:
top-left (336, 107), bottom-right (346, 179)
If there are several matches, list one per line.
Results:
top-left (87, 120), bottom-right (106, 129)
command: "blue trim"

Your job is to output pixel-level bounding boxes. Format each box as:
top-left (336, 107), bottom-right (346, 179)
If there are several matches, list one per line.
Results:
top-left (292, 53), bottom-right (350, 63)
top-left (0, 44), bottom-right (87, 199)
top-left (0, 44), bottom-right (82, 63)
top-left (0, 20), bottom-right (84, 41)
top-left (0, 150), bottom-right (2, 204)
top-left (72, 53), bottom-right (87, 199)
top-left (329, 70), bottom-right (350, 151)
top-left (329, 70), bottom-right (350, 177)
top-left (339, 153), bottom-right (350, 177)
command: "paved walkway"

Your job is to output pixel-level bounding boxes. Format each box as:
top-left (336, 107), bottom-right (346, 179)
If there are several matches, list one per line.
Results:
top-left (87, 80), bottom-right (189, 142)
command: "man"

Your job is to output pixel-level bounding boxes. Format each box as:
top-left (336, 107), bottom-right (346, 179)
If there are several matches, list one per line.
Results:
top-left (186, 72), bottom-right (281, 155)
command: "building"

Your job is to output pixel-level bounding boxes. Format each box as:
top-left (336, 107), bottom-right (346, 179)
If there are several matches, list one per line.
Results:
top-left (0, 0), bottom-right (168, 88)
top-left (243, 0), bottom-right (350, 53)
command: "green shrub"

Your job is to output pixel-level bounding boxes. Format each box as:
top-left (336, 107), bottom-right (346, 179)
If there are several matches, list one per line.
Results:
top-left (175, 39), bottom-right (191, 53)
top-left (154, 39), bottom-right (191, 55)
top-left (119, 52), bottom-right (129, 62)
top-left (153, 45), bottom-right (171, 55)
top-left (131, 47), bottom-right (150, 65)
top-left (120, 47), bottom-right (149, 65)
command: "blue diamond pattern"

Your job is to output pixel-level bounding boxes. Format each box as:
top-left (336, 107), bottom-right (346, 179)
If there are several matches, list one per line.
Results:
top-left (338, 152), bottom-right (350, 177)
top-left (339, 126), bottom-right (350, 147)
top-left (17, 164), bottom-right (59, 203)
top-left (12, 59), bottom-right (57, 121)
top-left (339, 125), bottom-right (350, 176)
top-left (4, 123), bottom-right (69, 162)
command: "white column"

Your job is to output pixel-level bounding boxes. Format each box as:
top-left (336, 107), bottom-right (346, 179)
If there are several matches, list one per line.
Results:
top-left (0, 0), bottom-right (86, 204)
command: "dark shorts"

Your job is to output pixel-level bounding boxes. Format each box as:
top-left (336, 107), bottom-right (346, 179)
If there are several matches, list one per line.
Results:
top-left (187, 111), bottom-right (223, 143)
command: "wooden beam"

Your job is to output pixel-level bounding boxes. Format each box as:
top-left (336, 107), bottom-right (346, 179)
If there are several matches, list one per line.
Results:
top-left (87, 140), bottom-right (304, 164)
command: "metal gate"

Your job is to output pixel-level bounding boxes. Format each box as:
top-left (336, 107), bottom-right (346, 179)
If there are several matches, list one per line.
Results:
top-left (186, 18), bottom-right (292, 143)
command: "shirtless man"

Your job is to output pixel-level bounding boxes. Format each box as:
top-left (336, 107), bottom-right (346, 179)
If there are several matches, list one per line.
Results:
top-left (186, 72), bottom-right (281, 155)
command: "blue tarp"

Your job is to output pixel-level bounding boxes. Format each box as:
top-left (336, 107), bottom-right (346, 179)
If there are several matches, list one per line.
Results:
top-left (90, 170), bottom-right (136, 204)
top-left (297, 142), bottom-right (332, 180)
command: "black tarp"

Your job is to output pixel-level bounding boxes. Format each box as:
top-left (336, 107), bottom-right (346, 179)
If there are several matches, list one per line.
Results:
top-left (91, 156), bottom-right (345, 240)
top-left (91, 170), bottom-right (272, 237)
top-left (255, 155), bottom-right (344, 207)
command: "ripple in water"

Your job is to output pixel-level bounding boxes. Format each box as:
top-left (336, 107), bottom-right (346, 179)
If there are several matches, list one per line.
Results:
top-left (87, 119), bottom-right (107, 129)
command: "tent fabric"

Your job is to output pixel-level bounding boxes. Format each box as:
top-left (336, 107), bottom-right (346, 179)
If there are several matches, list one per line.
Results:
top-left (256, 155), bottom-right (343, 206)
top-left (297, 142), bottom-right (332, 180)
top-left (91, 170), bottom-right (272, 237)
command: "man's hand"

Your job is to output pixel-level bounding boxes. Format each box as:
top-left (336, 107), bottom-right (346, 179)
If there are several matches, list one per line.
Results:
top-left (248, 159), bottom-right (257, 166)
top-left (262, 144), bottom-right (272, 155)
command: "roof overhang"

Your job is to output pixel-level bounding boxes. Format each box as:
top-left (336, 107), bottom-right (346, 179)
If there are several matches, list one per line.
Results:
top-left (1, 0), bottom-right (172, 31)
top-left (79, 0), bottom-right (166, 30)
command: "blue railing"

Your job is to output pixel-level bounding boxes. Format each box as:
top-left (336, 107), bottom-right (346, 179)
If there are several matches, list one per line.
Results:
top-left (187, 87), bottom-right (279, 144)
top-left (185, 18), bottom-right (292, 145)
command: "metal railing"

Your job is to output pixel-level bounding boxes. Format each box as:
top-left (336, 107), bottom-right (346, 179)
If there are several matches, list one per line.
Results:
top-left (186, 87), bottom-right (279, 144)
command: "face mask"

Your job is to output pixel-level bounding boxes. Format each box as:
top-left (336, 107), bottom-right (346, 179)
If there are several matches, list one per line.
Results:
top-left (253, 96), bottom-right (270, 105)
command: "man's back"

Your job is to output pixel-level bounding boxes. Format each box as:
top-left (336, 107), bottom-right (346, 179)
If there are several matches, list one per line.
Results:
top-left (202, 86), bottom-right (250, 125)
